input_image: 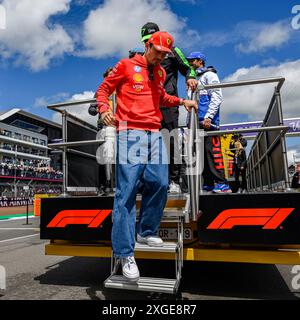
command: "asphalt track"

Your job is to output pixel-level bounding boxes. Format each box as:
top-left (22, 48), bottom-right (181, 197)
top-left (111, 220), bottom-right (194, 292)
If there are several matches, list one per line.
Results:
top-left (0, 216), bottom-right (300, 300)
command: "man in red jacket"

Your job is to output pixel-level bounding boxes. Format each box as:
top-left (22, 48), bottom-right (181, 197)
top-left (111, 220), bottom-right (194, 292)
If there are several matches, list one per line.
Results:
top-left (96, 31), bottom-right (197, 282)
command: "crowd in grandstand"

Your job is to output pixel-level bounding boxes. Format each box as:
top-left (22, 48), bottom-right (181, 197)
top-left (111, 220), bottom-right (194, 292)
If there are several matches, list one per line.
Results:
top-left (0, 157), bottom-right (63, 180)
top-left (0, 186), bottom-right (62, 198)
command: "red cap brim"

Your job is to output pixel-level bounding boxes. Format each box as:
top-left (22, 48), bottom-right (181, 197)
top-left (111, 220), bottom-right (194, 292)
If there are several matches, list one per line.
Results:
top-left (153, 44), bottom-right (172, 53)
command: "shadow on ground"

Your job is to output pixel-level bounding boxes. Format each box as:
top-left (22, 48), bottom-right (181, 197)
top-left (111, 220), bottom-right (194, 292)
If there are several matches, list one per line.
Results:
top-left (35, 257), bottom-right (299, 300)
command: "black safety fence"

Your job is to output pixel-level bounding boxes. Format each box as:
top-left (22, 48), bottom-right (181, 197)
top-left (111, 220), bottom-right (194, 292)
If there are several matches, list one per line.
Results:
top-left (246, 87), bottom-right (289, 191)
top-left (0, 197), bottom-right (33, 207)
top-left (66, 119), bottom-right (101, 188)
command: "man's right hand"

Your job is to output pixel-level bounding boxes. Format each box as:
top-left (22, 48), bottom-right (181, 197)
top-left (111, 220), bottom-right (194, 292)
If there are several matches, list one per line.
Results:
top-left (101, 111), bottom-right (116, 127)
top-left (182, 99), bottom-right (198, 112)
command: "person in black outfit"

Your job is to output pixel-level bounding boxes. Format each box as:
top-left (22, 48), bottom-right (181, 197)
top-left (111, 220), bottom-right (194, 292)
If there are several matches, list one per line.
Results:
top-left (140, 22), bottom-right (198, 193)
top-left (291, 163), bottom-right (300, 189)
top-left (232, 134), bottom-right (247, 193)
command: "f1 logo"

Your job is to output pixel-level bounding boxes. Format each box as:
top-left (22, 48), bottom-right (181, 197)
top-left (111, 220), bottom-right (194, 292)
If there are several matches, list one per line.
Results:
top-left (0, 265), bottom-right (6, 290)
top-left (47, 209), bottom-right (112, 228)
top-left (207, 208), bottom-right (294, 230)
top-left (0, 4), bottom-right (6, 30)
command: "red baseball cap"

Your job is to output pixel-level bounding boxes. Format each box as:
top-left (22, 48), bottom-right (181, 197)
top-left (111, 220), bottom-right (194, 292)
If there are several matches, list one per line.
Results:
top-left (148, 31), bottom-right (174, 53)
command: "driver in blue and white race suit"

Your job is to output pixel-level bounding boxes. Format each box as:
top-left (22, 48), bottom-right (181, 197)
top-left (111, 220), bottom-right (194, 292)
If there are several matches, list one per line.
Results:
top-left (187, 52), bottom-right (231, 193)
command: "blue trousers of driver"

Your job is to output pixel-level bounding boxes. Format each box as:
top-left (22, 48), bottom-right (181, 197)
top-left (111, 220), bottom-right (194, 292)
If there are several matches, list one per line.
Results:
top-left (112, 130), bottom-right (168, 258)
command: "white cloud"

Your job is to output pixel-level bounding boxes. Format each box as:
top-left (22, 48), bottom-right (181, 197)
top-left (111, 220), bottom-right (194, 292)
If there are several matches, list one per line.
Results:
top-left (236, 20), bottom-right (292, 53)
top-left (81, 0), bottom-right (190, 58)
top-left (52, 91), bottom-right (97, 127)
top-left (221, 59), bottom-right (300, 123)
top-left (34, 92), bottom-right (70, 108)
top-left (197, 20), bottom-right (296, 53)
top-left (0, 0), bottom-right (74, 71)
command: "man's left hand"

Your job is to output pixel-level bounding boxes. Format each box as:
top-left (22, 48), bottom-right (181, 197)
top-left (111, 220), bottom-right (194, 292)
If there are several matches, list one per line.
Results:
top-left (186, 79), bottom-right (198, 91)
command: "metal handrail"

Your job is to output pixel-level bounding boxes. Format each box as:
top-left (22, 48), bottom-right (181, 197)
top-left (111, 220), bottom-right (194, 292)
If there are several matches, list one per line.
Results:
top-left (49, 139), bottom-right (105, 149)
top-left (201, 76), bottom-right (285, 91)
top-left (47, 77), bottom-right (285, 111)
top-left (205, 125), bottom-right (289, 137)
top-left (48, 98), bottom-right (97, 112)
top-left (47, 76), bottom-right (288, 199)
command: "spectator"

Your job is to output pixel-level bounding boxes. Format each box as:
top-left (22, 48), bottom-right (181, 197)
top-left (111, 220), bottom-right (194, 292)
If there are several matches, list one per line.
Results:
top-left (232, 134), bottom-right (247, 193)
top-left (291, 163), bottom-right (300, 189)
top-left (187, 51), bottom-right (231, 193)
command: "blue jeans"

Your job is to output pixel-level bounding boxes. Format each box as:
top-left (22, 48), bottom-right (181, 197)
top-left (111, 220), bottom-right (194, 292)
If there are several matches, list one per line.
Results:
top-left (112, 130), bottom-right (168, 257)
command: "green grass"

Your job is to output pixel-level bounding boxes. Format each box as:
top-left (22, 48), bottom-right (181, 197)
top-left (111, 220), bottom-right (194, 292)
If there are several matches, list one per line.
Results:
top-left (0, 212), bottom-right (34, 220)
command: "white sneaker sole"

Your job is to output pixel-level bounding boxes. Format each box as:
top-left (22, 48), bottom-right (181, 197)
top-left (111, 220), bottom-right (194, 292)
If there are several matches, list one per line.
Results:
top-left (137, 237), bottom-right (164, 247)
top-left (122, 268), bottom-right (140, 282)
top-left (122, 274), bottom-right (140, 282)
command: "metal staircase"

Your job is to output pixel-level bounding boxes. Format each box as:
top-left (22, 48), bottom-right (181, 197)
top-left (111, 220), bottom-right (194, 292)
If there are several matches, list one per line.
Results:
top-left (104, 196), bottom-right (189, 294)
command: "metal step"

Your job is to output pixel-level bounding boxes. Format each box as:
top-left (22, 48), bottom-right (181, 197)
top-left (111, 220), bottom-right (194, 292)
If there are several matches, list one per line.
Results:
top-left (104, 275), bottom-right (178, 294)
top-left (134, 241), bottom-right (178, 253)
top-left (136, 209), bottom-right (186, 223)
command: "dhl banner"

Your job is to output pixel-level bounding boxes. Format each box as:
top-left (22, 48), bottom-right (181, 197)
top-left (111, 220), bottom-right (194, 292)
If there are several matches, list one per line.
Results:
top-left (220, 134), bottom-right (235, 180)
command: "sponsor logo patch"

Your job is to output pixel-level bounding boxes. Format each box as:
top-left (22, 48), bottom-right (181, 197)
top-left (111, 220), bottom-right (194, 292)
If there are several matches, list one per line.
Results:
top-left (133, 84), bottom-right (144, 92)
top-left (133, 73), bottom-right (144, 83)
top-left (134, 66), bottom-right (141, 72)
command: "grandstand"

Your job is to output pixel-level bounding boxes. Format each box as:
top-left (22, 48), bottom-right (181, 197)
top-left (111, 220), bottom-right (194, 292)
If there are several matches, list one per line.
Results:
top-left (0, 109), bottom-right (62, 198)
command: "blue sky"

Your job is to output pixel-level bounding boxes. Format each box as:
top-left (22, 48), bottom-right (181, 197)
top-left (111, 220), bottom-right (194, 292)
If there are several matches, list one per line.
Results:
top-left (0, 0), bottom-right (300, 161)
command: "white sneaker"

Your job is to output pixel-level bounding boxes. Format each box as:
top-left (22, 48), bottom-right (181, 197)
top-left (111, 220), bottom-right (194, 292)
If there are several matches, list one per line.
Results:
top-left (168, 181), bottom-right (181, 194)
top-left (121, 256), bottom-right (140, 282)
top-left (137, 234), bottom-right (164, 247)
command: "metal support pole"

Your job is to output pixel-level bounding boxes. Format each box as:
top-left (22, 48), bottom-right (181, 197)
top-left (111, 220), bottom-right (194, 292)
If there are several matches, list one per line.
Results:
top-left (23, 198), bottom-right (31, 225)
top-left (26, 198), bottom-right (29, 225)
top-left (275, 89), bottom-right (291, 191)
top-left (263, 132), bottom-right (272, 190)
top-left (251, 151), bottom-right (256, 190)
top-left (247, 151), bottom-right (251, 189)
top-left (187, 109), bottom-right (197, 222)
top-left (255, 144), bottom-right (263, 191)
top-left (187, 91), bottom-right (200, 221)
top-left (61, 111), bottom-right (68, 197)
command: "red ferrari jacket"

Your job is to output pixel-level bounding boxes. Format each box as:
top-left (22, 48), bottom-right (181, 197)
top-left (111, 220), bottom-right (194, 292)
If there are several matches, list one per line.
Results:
top-left (96, 54), bottom-right (181, 131)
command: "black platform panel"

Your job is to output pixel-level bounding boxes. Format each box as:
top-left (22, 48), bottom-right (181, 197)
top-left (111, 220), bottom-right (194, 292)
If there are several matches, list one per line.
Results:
top-left (40, 196), bottom-right (114, 241)
top-left (198, 192), bottom-right (300, 245)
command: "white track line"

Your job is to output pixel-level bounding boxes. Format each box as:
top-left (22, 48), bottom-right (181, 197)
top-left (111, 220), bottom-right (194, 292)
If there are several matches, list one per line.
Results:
top-left (0, 228), bottom-right (39, 230)
top-left (0, 234), bottom-right (39, 244)
top-left (0, 216), bottom-right (36, 222)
